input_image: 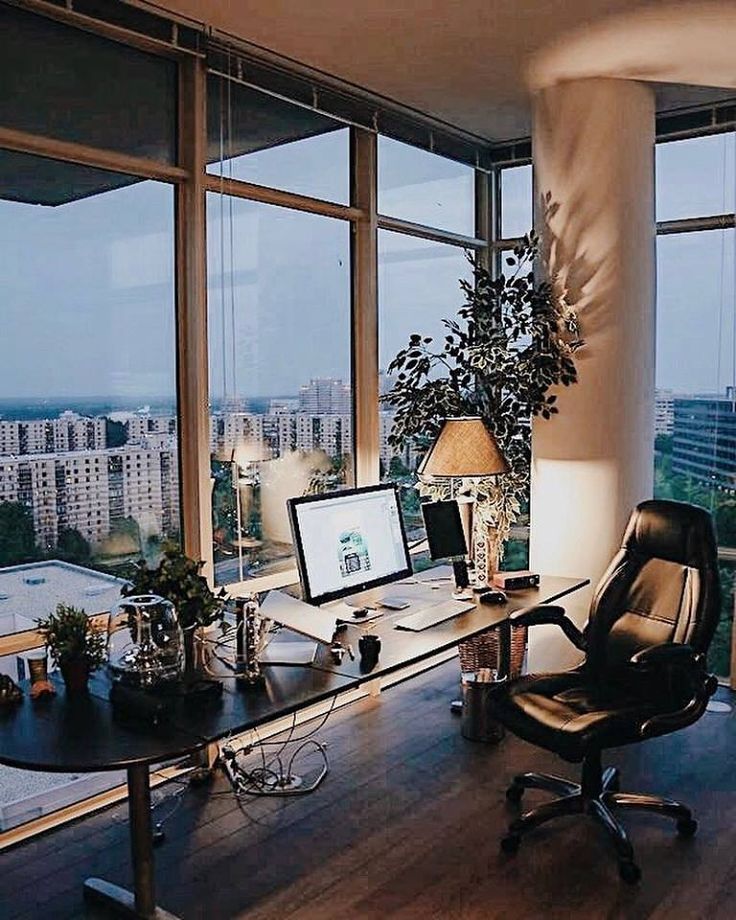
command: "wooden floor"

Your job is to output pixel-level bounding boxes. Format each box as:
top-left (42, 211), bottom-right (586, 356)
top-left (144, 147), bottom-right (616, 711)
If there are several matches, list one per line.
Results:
top-left (2, 660), bottom-right (736, 920)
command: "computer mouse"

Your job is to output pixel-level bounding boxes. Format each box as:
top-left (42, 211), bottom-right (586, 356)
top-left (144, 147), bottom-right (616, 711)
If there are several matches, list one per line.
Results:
top-left (479, 589), bottom-right (507, 605)
top-left (351, 607), bottom-right (369, 619)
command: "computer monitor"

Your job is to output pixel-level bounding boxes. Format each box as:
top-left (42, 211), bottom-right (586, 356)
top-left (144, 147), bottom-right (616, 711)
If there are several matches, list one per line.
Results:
top-left (287, 484), bottom-right (413, 606)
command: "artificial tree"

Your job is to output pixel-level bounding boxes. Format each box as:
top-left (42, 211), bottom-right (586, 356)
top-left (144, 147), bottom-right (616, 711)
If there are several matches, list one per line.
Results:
top-left (383, 229), bottom-right (583, 570)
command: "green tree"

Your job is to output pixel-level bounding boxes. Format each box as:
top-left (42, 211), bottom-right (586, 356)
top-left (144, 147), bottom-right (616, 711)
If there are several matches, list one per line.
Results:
top-left (0, 501), bottom-right (38, 566)
top-left (105, 418), bottom-right (127, 448)
top-left (56, 528), bottom-right (92, 564)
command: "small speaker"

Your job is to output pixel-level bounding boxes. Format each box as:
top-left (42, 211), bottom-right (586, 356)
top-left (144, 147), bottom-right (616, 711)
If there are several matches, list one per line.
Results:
top-left (493, 570), bottom-right (540, 591)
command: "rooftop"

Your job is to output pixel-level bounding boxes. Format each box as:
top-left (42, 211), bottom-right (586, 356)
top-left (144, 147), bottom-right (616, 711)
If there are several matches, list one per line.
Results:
top-left (0, 560), bottom-right (126, 633)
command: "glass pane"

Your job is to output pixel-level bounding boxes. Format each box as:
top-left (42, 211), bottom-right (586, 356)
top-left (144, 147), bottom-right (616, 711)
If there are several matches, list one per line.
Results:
top-left (207, 194), bottom-right (352, 586)
top-left (500, 164), bottom-right (533, 240)
top-left (378, 231), bottom-right (472, 544)
top-left (654, 230), bottom-right (736, 677)
top-left (656, 134), bottom-right (736, 222)
top-left (0, 5), bottom-right (177, 163)
top-left (378, 136), bottom-right (475, 235)
top-left (0, 151), bottom-right (178, 829)
top-left (206, 75), bottom-right (350, 203)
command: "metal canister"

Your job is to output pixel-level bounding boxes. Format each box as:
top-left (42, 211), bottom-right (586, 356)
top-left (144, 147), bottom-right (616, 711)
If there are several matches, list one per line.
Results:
top-left (460, 668), bottom-right (505, 743)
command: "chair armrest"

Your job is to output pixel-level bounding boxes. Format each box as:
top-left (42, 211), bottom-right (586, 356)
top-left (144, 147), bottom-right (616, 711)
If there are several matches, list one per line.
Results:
top-left (629, 642), bottom-right (697, 668)
top-left (508, 605), bottom-right (587, 651)
top-left (630, 643), bottom-right (719, 739)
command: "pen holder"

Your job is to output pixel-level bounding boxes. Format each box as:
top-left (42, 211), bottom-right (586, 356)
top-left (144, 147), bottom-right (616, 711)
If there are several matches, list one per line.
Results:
top-left (358, 634), bottom-right (381, 672)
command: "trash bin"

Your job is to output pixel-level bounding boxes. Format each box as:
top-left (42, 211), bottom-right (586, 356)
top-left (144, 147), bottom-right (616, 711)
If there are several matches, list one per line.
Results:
top-left (460, 668), bottom-right (505, 743)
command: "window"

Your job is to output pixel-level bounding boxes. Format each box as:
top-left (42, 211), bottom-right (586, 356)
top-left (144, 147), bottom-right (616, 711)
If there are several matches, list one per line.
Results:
top-left (378, 136), bottom-right (475, 235)
top-left (657, 134), bottom-right (736, 222)
top-left (206, 76), bottom-right (350, 203)
top-left (500, 164), bottom-right (533, 240)
top-left (0, 4), bottom-right (177, 163)
top-left (654, 130), bottom-right (736, 679)
top-left (378, 231), bottom-right (473, 543)
top-left (0, 151), bottom-right (178, 830)
top-left (207, 194), bottom-right (352, 586)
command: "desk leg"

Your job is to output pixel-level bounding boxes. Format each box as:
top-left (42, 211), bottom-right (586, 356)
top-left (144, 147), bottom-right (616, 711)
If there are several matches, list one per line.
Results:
top-left (84, 764), bottom-right (179, 920)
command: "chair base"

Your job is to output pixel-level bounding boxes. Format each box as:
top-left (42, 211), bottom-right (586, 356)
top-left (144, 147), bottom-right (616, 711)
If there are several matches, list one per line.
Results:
top-left (500, 752), bottom-right (697, 883)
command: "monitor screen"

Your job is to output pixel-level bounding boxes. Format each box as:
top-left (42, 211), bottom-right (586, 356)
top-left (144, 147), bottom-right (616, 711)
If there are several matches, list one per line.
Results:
top-left (288, 484), bottom-right (413, 605)
top-left (421, 500), bottom-right (467, 560)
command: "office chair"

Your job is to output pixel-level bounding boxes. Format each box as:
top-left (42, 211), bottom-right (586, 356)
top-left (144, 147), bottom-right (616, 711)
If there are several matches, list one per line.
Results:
top-left (491, 499), bottom-right (720, 883)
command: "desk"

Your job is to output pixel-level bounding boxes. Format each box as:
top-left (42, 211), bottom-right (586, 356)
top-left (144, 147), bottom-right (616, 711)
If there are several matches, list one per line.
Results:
top-left (0, 570), bottom-right (587, 919)
top-left (314, 569), bottom-right (590, 684)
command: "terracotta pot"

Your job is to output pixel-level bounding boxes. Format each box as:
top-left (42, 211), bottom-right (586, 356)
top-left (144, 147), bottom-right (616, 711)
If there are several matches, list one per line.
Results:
top-left (60, 659), bottom-right (90, 694)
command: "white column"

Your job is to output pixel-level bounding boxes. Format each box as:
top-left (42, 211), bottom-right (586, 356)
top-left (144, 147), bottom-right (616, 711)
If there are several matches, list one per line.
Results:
top-left (528, 78), bottom-right (656, 670)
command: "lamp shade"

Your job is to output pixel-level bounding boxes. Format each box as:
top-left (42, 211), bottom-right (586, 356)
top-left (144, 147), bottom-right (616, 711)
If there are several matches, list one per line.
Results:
top-left (417, 417), bottom-right (509, 479)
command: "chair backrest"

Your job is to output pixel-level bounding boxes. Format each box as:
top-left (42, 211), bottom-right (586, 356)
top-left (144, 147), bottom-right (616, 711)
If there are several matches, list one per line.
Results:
top-left (585, 499), bottom-right (720, 678)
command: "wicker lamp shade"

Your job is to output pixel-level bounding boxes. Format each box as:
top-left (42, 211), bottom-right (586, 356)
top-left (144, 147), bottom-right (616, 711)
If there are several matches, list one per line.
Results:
top-left (418, 417), bottom-right (509, 479)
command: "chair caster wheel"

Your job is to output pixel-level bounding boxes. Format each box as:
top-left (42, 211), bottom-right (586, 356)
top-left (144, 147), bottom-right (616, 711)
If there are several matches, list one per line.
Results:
top-left (618, 860), bottom-right (641, 884)
top-left (500, 833), bottom-right (521, 854)
top-left (505, 784), bottom-right (524, 804)
top-left (677, 818), bottom-right (697, 837)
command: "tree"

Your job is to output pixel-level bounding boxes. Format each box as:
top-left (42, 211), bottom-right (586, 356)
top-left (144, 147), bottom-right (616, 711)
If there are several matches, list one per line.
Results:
top-left (383, 230), bottom-right (583, 548)
top-left (105, 418), bottom-right (127, 448)
top-left (56, 528), bottom-right (91, 564)
top-left (0, 501), bottom-right (38, 566)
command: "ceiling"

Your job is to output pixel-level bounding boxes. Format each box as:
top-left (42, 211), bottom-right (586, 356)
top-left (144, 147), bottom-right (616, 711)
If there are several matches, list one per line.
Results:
top-left (153, 0), bottom-right (736, 141)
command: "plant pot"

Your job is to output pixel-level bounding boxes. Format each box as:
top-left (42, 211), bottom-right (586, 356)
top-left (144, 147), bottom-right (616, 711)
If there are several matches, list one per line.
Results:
top-left (60, 660), bottom-right (90, 694)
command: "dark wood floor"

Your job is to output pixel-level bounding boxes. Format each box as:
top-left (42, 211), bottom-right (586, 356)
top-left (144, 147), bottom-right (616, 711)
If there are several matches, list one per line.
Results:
top-left (2, 661), bottom-right (736, 920)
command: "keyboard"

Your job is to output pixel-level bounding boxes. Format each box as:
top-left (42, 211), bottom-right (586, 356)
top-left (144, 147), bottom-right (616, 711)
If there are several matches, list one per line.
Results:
top-left (394, 599), bottom-right (475, 632)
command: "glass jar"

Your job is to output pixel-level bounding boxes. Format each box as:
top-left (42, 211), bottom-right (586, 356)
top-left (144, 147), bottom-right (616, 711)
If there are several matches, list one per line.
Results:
top-left (107, 594), bottom-right (183, 688)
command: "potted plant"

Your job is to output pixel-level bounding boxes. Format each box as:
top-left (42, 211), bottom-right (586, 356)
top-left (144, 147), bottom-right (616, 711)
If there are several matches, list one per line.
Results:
top-left (36, 604), bottom-right (106, 694)
top-left (383, 230), bottom-right (583, 677)
top-left (383, 229), bottom-right (583, 567)
top-left (122, 543), bottom-right (226, 676)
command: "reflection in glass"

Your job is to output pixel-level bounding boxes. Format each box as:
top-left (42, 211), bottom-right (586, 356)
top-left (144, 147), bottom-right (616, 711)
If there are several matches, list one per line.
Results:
top-left (500, 164), bottom-right (533, 240)
top-left (206, 75), bottom-right (350, 203)
top-left (656, 133), bottom-right (735, 222)
top-left (378, 136), bottom-right (475, 235)
top-left (207, 194), bottom-right (352, 586)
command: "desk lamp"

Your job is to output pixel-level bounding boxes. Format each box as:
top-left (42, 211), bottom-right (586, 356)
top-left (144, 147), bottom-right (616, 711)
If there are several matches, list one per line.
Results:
top-left (418, 417), bottom-right (509, 587)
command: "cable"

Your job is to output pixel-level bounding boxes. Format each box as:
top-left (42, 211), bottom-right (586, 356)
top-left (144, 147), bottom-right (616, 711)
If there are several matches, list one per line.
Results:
top-left (220, 694), bottom-right (338, 798)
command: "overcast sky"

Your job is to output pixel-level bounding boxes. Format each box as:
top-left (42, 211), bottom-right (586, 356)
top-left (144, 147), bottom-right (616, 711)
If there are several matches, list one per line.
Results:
top-left (0, 132), bottom-right (733, 404)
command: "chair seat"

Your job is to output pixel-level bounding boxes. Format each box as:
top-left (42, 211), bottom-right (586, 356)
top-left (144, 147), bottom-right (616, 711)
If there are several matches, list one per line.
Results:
top-left (491, 671), bottom-right (662, 762)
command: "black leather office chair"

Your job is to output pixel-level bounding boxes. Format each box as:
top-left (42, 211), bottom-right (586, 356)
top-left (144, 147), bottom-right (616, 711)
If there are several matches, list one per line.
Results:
top-left (491, 499), bottom-right (721, 883)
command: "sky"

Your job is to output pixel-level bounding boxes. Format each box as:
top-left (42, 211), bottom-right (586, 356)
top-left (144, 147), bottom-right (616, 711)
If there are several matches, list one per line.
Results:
top-left (0, 132), bottom-right (734, 405)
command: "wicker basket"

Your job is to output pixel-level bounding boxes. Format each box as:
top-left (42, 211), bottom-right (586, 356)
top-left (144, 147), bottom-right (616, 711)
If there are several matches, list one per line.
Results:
top-left (458, 624), bottom-right (527, 678)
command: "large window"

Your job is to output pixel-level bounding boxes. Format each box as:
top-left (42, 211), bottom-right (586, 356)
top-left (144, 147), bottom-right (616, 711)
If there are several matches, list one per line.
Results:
top-left (655, 132), bottom-right (736, 679)
top-left (207, 194), bottom-right (352, 586)
top-left (0, 0), bottom-right (498, 842)
top-left (206, 75), bottom-right (350, 203)
top-left (656, 133), bottom-right (735, 222)
top-left (377, 132), bottom-right (479, 550)
top-left (0, 152), bottom-right (178, 830)
top-left (500, 164), bottom-right (533, 239)
top-left (378, 232), bottom-right (473, 541)
top-left (378, 136), bottom-right (475, 235)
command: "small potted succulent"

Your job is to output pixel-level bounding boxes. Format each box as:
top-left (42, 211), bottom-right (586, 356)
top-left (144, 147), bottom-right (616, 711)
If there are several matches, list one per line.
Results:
top-left (123, 544), bottom-right (226, 677)
top-left (36, 604), bottom-right (106, 694)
